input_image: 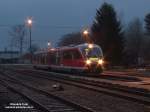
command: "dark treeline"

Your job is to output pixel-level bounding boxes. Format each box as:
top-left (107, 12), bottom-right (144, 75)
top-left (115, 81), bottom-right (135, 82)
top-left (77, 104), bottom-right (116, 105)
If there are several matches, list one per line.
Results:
top-left (57, 32), bottom-right (85, 47)
top-left (58, 2), bottom-right (150, 67)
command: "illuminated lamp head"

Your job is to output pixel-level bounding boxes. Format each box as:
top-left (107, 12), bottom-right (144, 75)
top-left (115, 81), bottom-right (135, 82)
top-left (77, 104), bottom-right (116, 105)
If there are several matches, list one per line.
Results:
top-left (88, 44), bottom-right (93, 49)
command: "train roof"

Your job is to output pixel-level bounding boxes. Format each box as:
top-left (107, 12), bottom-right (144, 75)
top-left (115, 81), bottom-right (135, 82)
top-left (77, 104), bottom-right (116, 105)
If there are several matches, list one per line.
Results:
top-left (58, 43), bottom-right (100, 49)
top-left (34, 43), bottom-right (101, 54)
top-left (76, 43), bottom-right (100, 48)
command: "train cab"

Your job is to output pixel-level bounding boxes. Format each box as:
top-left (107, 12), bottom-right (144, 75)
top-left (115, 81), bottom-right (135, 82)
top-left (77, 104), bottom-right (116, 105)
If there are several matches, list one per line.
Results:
top-left (79, 43), bottom-right (104, 73)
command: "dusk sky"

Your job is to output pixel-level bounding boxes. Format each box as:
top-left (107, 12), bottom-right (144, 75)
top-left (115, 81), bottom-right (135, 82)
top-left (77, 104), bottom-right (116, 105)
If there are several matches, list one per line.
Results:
top-left (0, 0), bottom-right (150, 50)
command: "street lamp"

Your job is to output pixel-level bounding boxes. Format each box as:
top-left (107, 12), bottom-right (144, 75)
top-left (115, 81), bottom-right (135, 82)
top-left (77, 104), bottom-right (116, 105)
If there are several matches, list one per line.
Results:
top-left (27, 18), bottom-right (32, 63)
top-left (82, 29), bottom-right (93, 44)
top-left (82, 29), bottom-right (89, 43)
top-left (83, 29), bottom-right (89, 36)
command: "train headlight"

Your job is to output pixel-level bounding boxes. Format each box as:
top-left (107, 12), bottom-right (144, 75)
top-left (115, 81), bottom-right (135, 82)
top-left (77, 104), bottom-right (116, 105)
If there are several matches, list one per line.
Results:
top-left (86, 59), bottom-right (91, 65)
top-left (98, 59), bottom-right (103, 65)
top-left (88, 44), bottom-right (93, 49)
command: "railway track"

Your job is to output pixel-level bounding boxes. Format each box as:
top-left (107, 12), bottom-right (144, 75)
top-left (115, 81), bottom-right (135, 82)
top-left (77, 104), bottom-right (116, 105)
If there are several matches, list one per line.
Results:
top-left (6, 68), bottom-right (150, 106)
top-left (0, 80), bottom-right (47, 112)
top-left (0, 82), bottom-right (44, 112)
top-left (0, 70), bottom-right (94, 112)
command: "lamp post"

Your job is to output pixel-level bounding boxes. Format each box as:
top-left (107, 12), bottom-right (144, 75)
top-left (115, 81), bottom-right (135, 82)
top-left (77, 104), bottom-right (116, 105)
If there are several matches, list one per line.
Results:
top-left (83, 29), bottom-right (89, 36)
top-left (27, 18), bottom-right (32, 63)
top-left (48, 41), bottom-right (51, 46)
top-left (82, 29), bottom-right (93, 43)
top-left (83, 29), bottom-right (89, 43)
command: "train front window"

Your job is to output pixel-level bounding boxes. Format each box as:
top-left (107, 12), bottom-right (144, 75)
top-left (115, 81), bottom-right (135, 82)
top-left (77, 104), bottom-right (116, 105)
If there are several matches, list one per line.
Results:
top-left (81, 46), bottom-right (103, 58)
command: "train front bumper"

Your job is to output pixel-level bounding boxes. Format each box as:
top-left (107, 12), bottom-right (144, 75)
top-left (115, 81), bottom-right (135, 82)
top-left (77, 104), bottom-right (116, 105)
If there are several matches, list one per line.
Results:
top-left (85, 59), bottom-right (104, 73)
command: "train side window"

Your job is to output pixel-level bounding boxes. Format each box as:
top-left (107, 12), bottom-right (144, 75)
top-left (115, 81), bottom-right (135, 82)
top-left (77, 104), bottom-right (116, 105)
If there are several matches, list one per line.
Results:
top-left (44, 53), bottom-right (47, 64)
top-left (50, 52), bottom-right (56, 64)
top-left (38, 54), bottom-right (40, 64)
top-left (72, 50), bottom-right (81, 59)
top-left (63, 51), bottom-right (72, 59)
top-left (56, 51), bottom-right (60, 64)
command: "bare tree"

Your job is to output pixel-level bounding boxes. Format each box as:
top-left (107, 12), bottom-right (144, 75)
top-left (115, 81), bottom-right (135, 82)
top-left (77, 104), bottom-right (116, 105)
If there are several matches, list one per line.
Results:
top-left (145, 13), bottom-right (150, 35)
top-left (57, 32), bottom-right (85, 47)
top-left (144, 13), bottom-right (150, 62)
top-left (9, 25), bottom-right (26, 57)
top-left (142, 36), bottom-right (150, 61)
top-left (124, 18), bottom-right (144, 65)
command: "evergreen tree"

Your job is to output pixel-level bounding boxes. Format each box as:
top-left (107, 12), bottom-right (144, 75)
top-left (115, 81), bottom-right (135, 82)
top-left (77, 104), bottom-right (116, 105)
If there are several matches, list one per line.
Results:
top-left (145, 13), bottom-right (150, 35)
top-left (91, 2), bottom-right (124, 65)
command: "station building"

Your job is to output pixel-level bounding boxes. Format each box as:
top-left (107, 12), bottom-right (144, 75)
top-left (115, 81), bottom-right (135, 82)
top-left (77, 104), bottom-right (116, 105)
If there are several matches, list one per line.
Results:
top-left (0, 51), bottom-right (20, 64)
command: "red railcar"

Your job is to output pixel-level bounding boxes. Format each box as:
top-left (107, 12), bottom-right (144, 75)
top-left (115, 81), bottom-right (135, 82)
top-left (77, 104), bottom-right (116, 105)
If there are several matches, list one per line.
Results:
top-left (33, 43), bottom-right (104, 73)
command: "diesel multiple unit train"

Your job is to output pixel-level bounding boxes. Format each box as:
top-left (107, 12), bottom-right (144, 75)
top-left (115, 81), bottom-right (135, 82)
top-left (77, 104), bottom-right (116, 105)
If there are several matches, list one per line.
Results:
top-left (33, 43), bottom-right (104, 73)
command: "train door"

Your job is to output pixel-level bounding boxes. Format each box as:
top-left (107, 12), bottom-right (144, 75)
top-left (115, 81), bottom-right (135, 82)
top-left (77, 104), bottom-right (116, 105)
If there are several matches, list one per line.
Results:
top-left (47, 52), bottom-right (51, 65)
top-left (62, 50), bottom-right (73, 67)
top-left (49, 50), bottom-right (61, 65)
top-left (56, 50), bottom-right (61, 65)
top-left (71, 49), bottom-right (84, 67)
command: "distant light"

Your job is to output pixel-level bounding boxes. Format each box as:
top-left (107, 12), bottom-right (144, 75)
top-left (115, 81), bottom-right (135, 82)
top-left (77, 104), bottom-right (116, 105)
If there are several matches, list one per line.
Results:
top-left (48, 42), bottom-right (51, 46)
top-left (50, 48), bottom-right (55, 51)
top-left (88, 44), bottom-right (93, 49)
top-left (28, 20), bottom-right (32, 24)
